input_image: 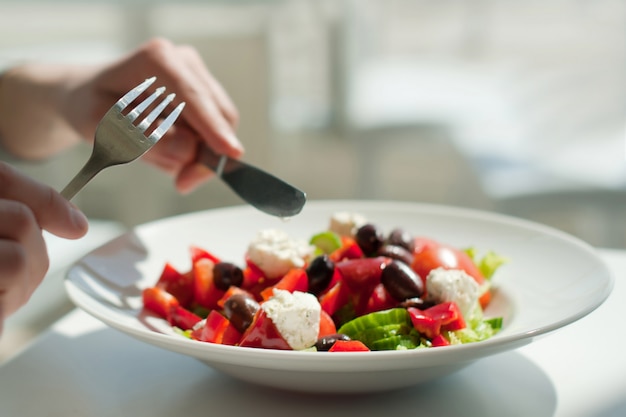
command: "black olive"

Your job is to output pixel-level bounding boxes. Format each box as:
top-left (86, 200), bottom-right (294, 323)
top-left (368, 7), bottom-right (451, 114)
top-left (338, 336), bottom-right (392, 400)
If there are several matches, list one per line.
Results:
top-left (355, 224), bottom-right (384, 256)
top-left (377, 244), bottom-right (414, 266)
top-left (306, 255), bottom-right (335, 296)
top-left (387, 228), bottom-right (415, 252)
top-left (223, 293), bottom-right (260, 333)
top-left (213, 262), bottom-right (244, 291)
top-left (314, 333), bottom-right (351, 352)
top-left (380, 260), bottom-right (424, 301)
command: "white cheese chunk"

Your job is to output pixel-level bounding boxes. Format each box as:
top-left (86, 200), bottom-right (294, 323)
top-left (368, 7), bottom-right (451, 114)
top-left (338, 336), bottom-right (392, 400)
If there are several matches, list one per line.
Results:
top-left (247, 229), bottom-right (314, 279)
top-left (425, 267), bottom-right (480, 319)
top-left (261, 289), bottom-right (321, 350)
top-left (329, 211), bottom-right (367, 237)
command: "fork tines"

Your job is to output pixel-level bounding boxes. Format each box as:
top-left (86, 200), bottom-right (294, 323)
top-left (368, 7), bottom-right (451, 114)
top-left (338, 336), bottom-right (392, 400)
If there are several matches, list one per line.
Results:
top-left (117, 76), bottom-right (186, 141)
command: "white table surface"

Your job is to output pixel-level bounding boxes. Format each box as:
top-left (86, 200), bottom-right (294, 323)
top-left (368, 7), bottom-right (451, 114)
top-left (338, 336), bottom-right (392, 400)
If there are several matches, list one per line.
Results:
top-left (1, 249), bottom-right (624, 417)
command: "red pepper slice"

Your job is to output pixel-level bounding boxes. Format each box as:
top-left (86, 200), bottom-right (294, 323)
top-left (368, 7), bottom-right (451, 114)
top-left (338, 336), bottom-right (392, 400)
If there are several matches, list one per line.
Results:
top-left (430, 334), bottom-right (450, 347)
top-left (329, 237), bottom-right (364, 262)
top-left (336, 257), bottom-right (391, 315)
top-left (260, 268), bottom-right (309, 301)
top-left (318, 281), bottom-right (350, 317)
top-left (142, 286), bottom-right (179, 319)
top-left (190, 245), bottom-right (221, 264)
top-left (193, 258), bottom-right (226, 310)
top-left (155, 263), bottom-right (194, 308)
top-left (238, 310), bottom-right (292, 350)
top-left (408, 301), bottom-right (466, 339)
top-left (192, 310), bottom-right (242, 345)
top-left (318, 309), bottom-right (337, 338)
top-left (364, 283), bottom-right (398, 315)
top-left (328, 340), bottom-right (370, 352)
top-left (168, 305), bottom-right (202, 330)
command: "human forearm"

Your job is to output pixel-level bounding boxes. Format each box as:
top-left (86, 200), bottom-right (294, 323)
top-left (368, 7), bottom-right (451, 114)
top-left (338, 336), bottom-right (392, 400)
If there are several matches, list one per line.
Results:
top-left (0, 63), bottom-right (86, 160)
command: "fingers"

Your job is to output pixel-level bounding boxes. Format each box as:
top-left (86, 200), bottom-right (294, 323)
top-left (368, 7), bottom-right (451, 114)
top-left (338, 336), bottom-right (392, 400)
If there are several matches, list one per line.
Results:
top-left (88, 38), bottom-right (246, 194)
top-left (103, 38), bottom-right (243, 156)
top-left (0, 200), bottom-right (49, 320)
top-left (0, 162), bottom-right (89, 239)
top-left (175, 43), bottom-right (240, 130)
top-left (0, 163), bottom-right (89, 329)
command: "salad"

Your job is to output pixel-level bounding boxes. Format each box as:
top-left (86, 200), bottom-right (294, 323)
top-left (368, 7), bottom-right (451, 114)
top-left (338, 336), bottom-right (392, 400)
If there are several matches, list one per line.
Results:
top-left (142, 211), bottom-right (507, 352)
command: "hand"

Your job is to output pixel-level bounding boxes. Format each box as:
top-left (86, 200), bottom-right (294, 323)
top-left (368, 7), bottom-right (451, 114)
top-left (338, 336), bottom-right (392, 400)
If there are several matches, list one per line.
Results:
top-left (67, 38), bottom-right (244, 194)
top-left (0, 162), bottom-right (88, 335)
top-left (0, 38), bottom-right (243, 194)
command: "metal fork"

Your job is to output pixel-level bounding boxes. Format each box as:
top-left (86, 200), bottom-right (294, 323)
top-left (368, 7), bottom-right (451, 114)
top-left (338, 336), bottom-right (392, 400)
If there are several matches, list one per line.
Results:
top-left (61, 77), bottom-right (185, 200)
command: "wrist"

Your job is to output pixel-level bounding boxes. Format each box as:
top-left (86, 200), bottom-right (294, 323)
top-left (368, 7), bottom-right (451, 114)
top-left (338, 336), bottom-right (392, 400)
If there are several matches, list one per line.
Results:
top-left (0, 63), bottom-right (83, 160)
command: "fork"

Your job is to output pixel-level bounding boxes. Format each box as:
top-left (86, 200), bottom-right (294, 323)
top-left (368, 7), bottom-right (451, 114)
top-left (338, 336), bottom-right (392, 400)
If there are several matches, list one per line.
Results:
top-left (60, 77), bottom-right (185, 200)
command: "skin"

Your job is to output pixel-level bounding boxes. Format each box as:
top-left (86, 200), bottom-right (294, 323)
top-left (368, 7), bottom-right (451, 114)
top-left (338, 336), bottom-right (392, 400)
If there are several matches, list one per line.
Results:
top-left (0, 37), bottom-right (243, 194)
top-left (0, 162), bottom-right (89, 335)
top-left (0, 37), bottom-right (244, 334)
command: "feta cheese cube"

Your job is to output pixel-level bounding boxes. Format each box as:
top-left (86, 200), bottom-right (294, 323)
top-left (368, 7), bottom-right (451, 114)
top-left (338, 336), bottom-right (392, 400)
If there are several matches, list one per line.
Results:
top-left (425, 268), bottom-right (480, 318)
top-left (247, 229), bottom-right (314, 279)
top-left (329, 211), bottom-right (367, 237)
top-left (261, 289), bottom-right (321, 350)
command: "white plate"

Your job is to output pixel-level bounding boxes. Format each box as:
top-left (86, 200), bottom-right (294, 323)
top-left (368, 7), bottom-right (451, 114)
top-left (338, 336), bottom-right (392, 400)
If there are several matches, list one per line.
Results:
top-left (65, 200), bottom-right (613, 393)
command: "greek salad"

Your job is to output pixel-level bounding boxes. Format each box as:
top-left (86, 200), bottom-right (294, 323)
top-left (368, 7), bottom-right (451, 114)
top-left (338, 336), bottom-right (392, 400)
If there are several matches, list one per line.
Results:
top-left (142, 211), bottom-right (507, 352)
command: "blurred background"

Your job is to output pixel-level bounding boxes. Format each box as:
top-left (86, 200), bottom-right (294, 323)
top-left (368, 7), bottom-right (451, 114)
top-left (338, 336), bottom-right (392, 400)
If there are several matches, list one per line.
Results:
top-left (0, 0), bottom-right (624, 356)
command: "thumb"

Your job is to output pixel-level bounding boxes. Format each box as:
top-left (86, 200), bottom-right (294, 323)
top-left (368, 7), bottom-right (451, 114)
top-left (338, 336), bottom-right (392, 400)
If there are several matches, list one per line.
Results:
top-left (0, 163), bottom-right (89, 239)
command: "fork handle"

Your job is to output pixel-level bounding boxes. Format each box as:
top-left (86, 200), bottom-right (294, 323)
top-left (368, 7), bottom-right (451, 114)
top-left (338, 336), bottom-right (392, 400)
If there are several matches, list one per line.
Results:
top-left (60, 158), bottom-right (107, 200)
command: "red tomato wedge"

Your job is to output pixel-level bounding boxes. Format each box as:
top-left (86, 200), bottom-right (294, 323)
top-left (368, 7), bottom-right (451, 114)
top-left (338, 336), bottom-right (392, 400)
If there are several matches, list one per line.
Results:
top-left (155, 263), bottom-right (194, 308)
top-left (168, 305), bottom-right (202, 330)
top-left (336, 257), bottom-right (391, 315)
top-left (190, 245), bottom-right (221, 264)
top-left (318, 309), bottom-right (337, 338)
top-left (239, 310), bottom-right (292, 350)
top-left (411, 239), bottom-right (490, 306)
top-left (328, 340), bottom-right (370, 352)
top-left (411, 241), bottom-right (485, 285)
top-left (142, 287), bottom-right (179, 319)
top-left (430, 334), bottom-right (450, 347)
top-left (407, 301), bottom-right (466, 339)
top-left (192, 310), bottom-right (242, 345)
top-left (364, 283), bottom-right (398, 315)
top-left (193, 258), bottom-right (226, 310)
top-left (318, 280), bottom-right (350, 317)
top-left (260, 268), bottom-right (309, 301)
top-left (329, 236), bottom-right (364, 262)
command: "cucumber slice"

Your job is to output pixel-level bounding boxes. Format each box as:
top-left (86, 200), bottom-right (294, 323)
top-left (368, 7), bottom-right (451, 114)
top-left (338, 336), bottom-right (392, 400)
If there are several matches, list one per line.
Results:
top-left (309, 231), bottom-right (342, 254)
top-left (338, 308), bottom-right (411, 339)
top-left (370, 334), bottom-right (420, 351)
top-left (355, 324), bottom-right (408, 346)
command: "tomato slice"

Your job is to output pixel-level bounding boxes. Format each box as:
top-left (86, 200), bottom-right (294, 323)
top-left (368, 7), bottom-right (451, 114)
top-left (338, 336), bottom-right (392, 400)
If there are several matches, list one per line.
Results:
top-left (318, 281), bottom-right (350, 317)
top-left (328, 340), bottom-right (370, 352)
top-left (336, 257), bottom-right (390, 315)
top-left (241, 258), bottom-right (281, 301)
top-left (318, 309), bottom-right (337, 338)
top-left (329, 237), bottom-right (364, 262)
top-left (260, 268), bottom-right (308, 301)
top-left (193, 258), bottom-right (226, 310)
top-left (142, 287), bottom-right (179, 319)
top-left (364, 283), bottom-right (398, 315)
top-left (238, 310), bottom-right (292, 350)
top-left (411, 242), bottom-right (485, 285)
top-left (190, 245), bottom-right (221, 264)
top-left (407, 301), bottom-right (466, 339)
top-left (155, 263), bottom-right (194, 308)
top-left (168, 305), bottom-right (202, 330)
top-left (193, 310), bottom-right (242, 345)
top-left (430, 334), bottom-right (450, 347)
